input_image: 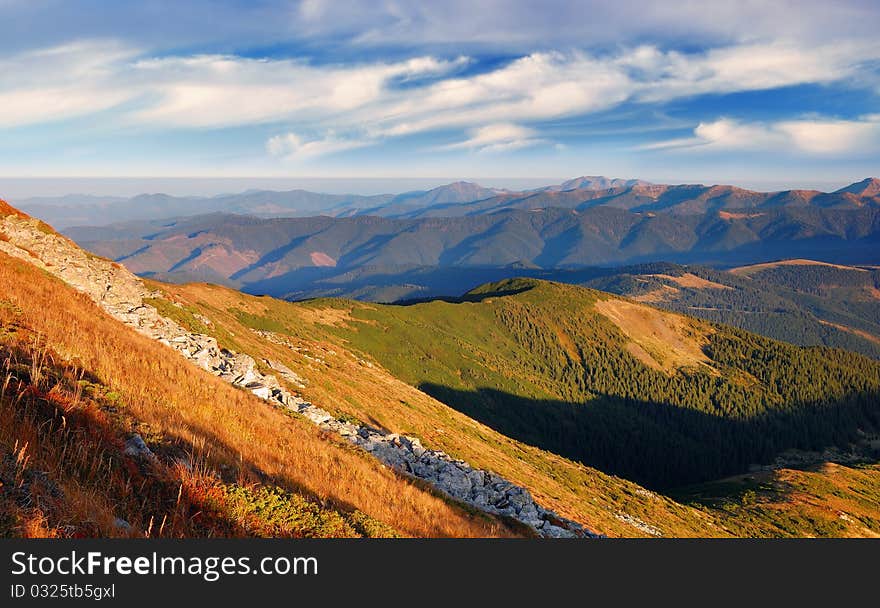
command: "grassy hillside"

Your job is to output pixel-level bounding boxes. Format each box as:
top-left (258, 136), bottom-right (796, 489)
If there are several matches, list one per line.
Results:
top-left (145, 275), bottom-right (880, 536)
top-left (305, 279), bottom-right (880, 489)
top-left (7, 197), bottom-right (880, 537)
top-left (0, 250), bottom-right (515, 538)
top-left (677, 462), bottom-right (880, 537)
top-left (144, 279), bottom-right (729, 537)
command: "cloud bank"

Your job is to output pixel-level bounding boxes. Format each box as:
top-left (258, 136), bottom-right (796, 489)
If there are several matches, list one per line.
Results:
top-left (1, 38), bottom-right (877, 159)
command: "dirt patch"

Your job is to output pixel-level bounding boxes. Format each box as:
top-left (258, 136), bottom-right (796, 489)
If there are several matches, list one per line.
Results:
top-left (718, 211), bottom-right (764, 220)
top-left (624, 342), bottom-right (663, 371)
top-left (632, 274), bottom-right (730, 303)
top-left (594, 298), bottom-right (715, 374)
top-left (818, 320), bottom-right (880, 345)
top-left (299, 306), bottom-right (376, 329)
top-left (632, 284), bottom-right (680, 303)
top-left (731, 259), bottom-right (867, 276)
top-left (188, 244), bottom-right (260, 274)
top-left (549, 321), bottom-right (582, 364)
top-left (659, 273), bottom-right (732, 290)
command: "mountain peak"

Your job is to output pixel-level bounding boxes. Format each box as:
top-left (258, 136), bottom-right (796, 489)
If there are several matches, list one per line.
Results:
top-left (438, 181), bottom-right (492, 192)
top-left (550, 176), bottom-right (648, 192)
top-left (835, 177), bottom-right (880, 197)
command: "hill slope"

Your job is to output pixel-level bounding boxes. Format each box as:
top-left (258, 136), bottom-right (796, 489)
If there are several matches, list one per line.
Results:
top-left (310, 279), bottom-right (880, 488)
top-left (392, 178), bottom-right (880, 218)
top-left (0, 201), bottom-right (524, 538)
top-left (578, 261), bottom-right (880, 360)
top-left (21, 177), bottom-right (878, 229)
top-left (148, 275), bottom-right (880, 536)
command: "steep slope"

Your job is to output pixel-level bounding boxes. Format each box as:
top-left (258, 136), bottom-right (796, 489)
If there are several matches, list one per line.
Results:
top-left (835, 177), bottom-right (880, 198)
top-left (6, 198), bottom-right (880, 537)
top-left (0, 201), bottom-right (521, 538)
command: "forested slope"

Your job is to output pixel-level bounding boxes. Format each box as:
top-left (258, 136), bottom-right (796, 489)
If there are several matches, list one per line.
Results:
top-left (316, 279), bottom-right (880, 488)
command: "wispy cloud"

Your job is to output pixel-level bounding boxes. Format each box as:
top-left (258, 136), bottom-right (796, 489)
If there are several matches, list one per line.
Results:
top-left (266, 132), bottom-right (370, 159)
top-left (0, 1), bottom-right (878, 178)
top-left (130, 54), bottom-right (468, 128)
top-left (2, 39), bottom-right (875, 147)
top-left (0, 40), bottom-right (137, 127)
top-left (641, 116), bottom-right (880, 155)
top-left (439, 123), bottom-right (545, 153)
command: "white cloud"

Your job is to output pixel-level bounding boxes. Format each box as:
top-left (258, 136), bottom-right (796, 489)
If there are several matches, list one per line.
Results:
top-left (0, 35), bottom-right (878, 161)
top-left (266, 132), bottom-right (370, 159)
top-left (775, 116), bottom-right (880, 154)
top-left (0, 41), bottom-right (137, 127)
top-left (439, 123), bottom-right (544, 153)
top-left (130, 54), bottom-right (468, 128)
top-left (642, 116), bottom-right (880, 155)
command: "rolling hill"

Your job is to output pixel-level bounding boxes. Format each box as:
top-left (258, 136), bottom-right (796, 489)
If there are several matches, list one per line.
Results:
top-left (10, 181), bottom-right (505, 230)
top-left (309, 278), bottom-right (880, 487)
top-left (134, 272), bottom-right (880, 536)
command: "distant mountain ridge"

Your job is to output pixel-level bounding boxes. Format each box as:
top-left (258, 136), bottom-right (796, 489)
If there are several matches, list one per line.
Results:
top-left (67, 203), bottom-right (880, 300)
top-left (389, 179), bottom-right (880, 219)
top-left (12, 176), bottom-right (879, 229)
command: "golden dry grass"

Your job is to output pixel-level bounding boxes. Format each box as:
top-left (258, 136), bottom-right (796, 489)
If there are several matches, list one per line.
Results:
top-left (817, 320), bottom-right (880, 346)
top-left (658, 273), bottom-right (732, 290)
top-left (730, 259), bottom-right (867, 276)
top-left (594, 298), bottom-right (714, 373)
top-left (632, 284), bottom-right (681, 304)
top-left (687, 463), bottom-right (880, 538)
top-left (0, 252), bottom-right (517, 538)
top-left (717, 211), bottom-right (765, 220)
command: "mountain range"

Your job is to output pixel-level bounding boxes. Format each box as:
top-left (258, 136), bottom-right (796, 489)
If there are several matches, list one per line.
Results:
top-left (11, 180), bottom-right (513, 229)
top-left (67, 196), bottom-right (880, 299)
top-left (16, 176), bottom-right (880, 229)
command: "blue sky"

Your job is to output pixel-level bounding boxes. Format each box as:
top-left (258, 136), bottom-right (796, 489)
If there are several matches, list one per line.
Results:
top-left (0, 0), bottom-right (879, 195)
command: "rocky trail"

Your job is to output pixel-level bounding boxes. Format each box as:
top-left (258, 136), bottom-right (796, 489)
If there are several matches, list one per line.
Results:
top-left (0, 211), bottom-right (600, 538)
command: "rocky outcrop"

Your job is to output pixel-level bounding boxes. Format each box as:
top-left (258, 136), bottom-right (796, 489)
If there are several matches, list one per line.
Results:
top-left (0, 211), bottom-right (601, 538)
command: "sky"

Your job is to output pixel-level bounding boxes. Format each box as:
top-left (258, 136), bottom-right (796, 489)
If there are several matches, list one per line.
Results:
top-left (0, 0), bottom-right (879, 196)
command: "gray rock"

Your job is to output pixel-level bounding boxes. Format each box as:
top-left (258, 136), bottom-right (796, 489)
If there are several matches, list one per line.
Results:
top-left (124, 434), bottom-right (157, 463)
top-left (113, 517), bottom-right (132, 532)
